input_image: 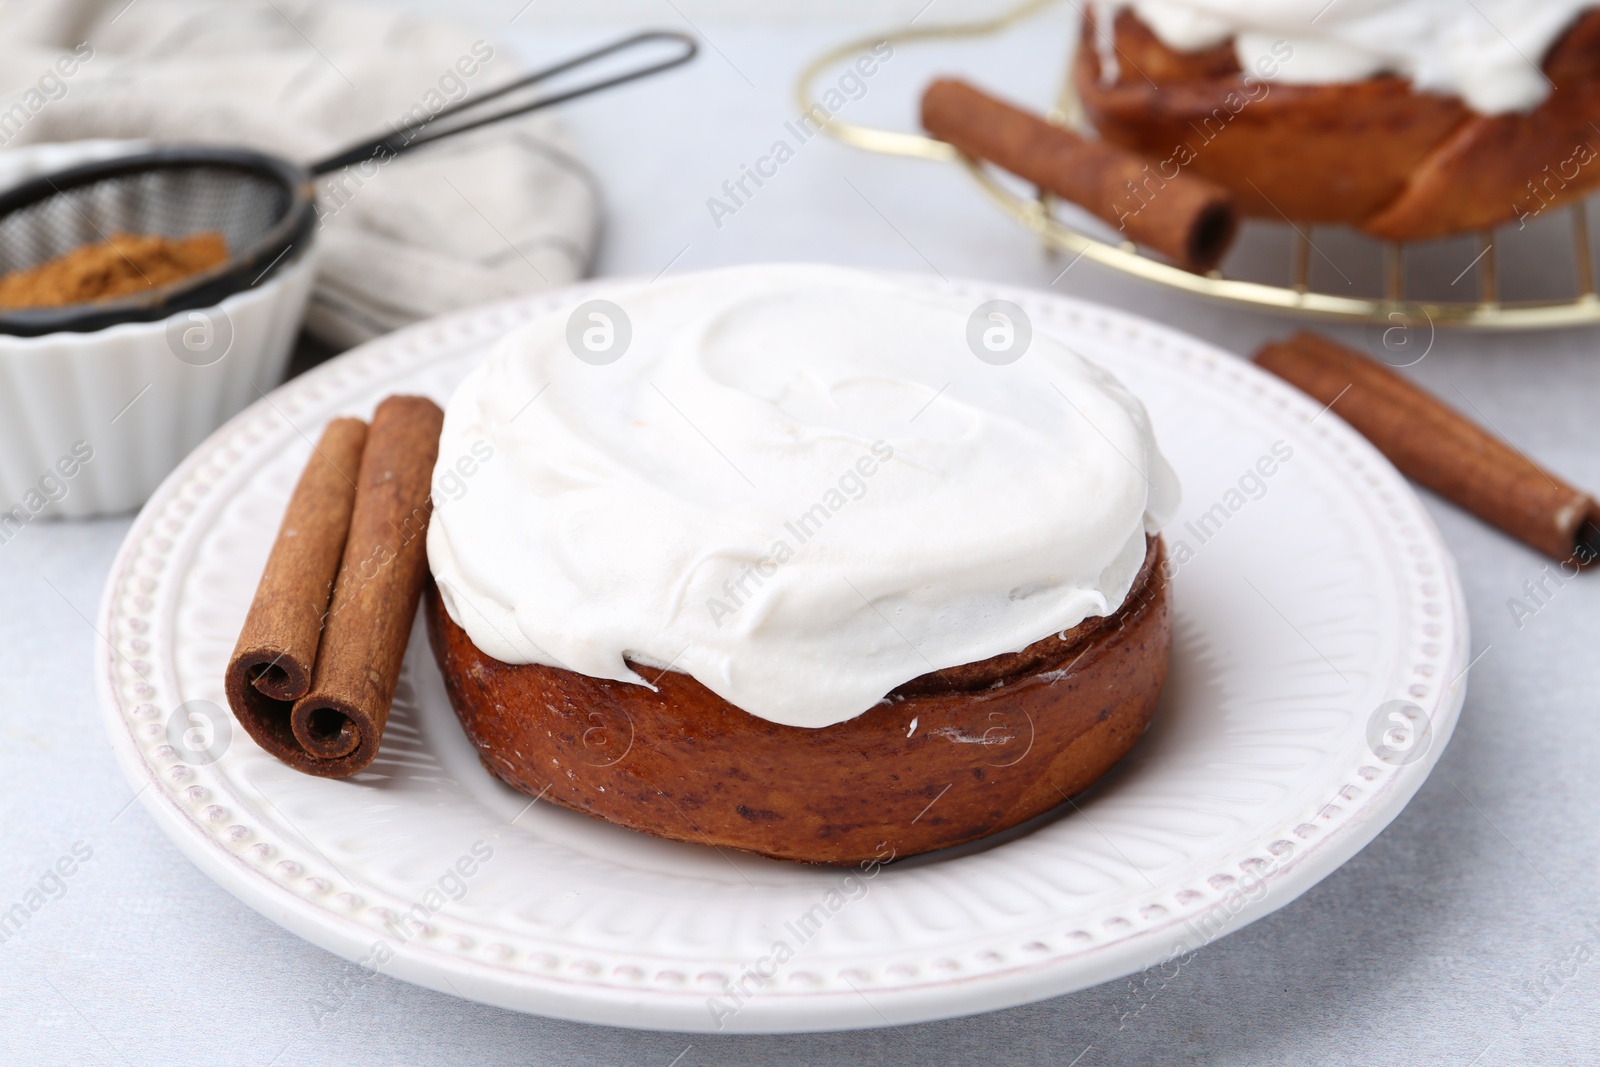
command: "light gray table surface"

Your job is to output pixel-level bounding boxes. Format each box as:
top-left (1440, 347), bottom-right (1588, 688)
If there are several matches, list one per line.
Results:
top-left (4, 9), bottom-right (1600, 1066)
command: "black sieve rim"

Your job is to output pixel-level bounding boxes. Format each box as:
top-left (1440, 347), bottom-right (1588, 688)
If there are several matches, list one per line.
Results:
top-left (0, 32), bottom-right (699, 338)
top-left (0, 146), bottom-right (316, 337)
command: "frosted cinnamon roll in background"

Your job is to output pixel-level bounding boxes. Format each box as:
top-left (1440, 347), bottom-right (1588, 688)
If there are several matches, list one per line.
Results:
top-left (1079, 1), bottom-right (1600, 238)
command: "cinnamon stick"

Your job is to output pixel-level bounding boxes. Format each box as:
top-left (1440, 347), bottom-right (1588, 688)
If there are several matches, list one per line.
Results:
top-left (226, 417), bottom-right (368, 765)
top-left (920, 77), bottom-right (1239, 272)
top-left (1255, 331), bottom-right (1600, 563)
top-left (289, 395), bottom-right (444, 778)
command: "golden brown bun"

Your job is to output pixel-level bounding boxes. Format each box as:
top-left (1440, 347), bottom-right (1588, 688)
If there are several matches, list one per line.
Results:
top-left (1076, 9), bottom-right (1600, 239)
top-left (426, 538), bottom-right (1171, 866)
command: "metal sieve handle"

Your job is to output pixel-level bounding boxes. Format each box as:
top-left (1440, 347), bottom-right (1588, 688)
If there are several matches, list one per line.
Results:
top-left (309, 30), bottom-right (698, 177)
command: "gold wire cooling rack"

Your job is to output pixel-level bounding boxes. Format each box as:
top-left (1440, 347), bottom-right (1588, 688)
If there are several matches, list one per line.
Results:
top-left (796, 0), bottom-right (1600, 330)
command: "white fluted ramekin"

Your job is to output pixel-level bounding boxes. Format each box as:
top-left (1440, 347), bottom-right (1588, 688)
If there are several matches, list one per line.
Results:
top-left (0, 141), bottom-right (317, 520)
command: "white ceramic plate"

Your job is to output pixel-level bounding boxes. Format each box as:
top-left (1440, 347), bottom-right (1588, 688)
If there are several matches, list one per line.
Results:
top-left (96, 274), bottom-right (1469, 1034)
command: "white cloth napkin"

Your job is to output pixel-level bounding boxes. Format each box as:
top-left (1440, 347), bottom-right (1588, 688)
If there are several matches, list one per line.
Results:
top-left (0, 0), bottom-right (600, 349)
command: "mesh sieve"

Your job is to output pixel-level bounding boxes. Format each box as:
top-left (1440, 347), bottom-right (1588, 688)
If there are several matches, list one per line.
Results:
top-left (0, 31), bottom-right (697, 337)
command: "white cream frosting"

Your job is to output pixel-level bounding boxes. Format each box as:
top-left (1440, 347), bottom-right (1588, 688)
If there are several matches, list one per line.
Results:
top-left (427, 265), bottom-right (1179, 729)
top-left (1095, 0), bottom-right (1594, 113)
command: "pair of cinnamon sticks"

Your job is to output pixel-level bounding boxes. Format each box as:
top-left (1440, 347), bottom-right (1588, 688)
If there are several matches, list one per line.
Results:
top-left (1256, 332), bottom-right (1600, 565)
top-left (225, 396), bottom-right (444, 778)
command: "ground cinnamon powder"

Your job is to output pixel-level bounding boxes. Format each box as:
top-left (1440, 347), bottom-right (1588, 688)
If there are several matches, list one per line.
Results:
top-left (0, 231), bottom-right (229, 310)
